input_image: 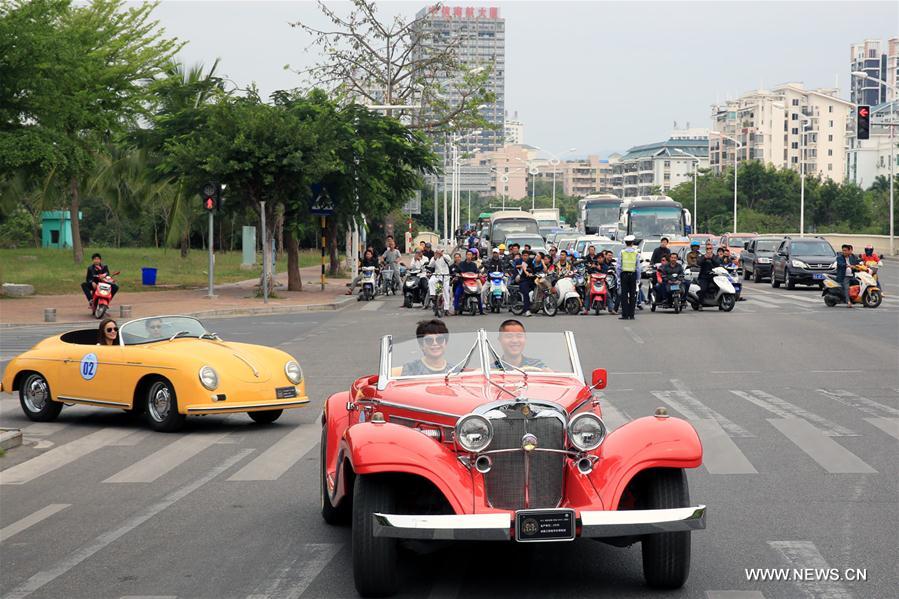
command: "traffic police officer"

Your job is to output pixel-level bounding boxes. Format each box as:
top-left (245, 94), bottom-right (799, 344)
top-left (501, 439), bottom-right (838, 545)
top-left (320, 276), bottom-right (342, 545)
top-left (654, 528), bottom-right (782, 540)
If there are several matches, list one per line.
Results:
top-left (617, 234), bottom-right (640, 320)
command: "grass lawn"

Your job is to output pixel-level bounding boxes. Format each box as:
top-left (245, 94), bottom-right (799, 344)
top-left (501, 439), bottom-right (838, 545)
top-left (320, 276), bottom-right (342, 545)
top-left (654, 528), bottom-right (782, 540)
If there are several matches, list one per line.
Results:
top-left (0, 247), bottom-right (331, 295)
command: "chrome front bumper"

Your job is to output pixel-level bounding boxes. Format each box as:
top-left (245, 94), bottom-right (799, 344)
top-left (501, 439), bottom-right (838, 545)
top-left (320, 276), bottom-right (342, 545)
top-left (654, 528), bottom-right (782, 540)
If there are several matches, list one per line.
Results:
top-left (372, 505), bottom-right (706, 541)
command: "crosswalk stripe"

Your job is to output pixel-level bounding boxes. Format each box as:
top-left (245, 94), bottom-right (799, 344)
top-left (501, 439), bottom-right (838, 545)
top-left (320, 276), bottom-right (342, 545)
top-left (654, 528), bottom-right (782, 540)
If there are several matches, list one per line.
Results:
top-left (103, 433), bottom-right (226, 483)
top-left (864, 417), bottom-right (899, 441)
top-left (245, 543), bottom-right (341, 599)
top-left (781, 293), bottom-right (821, 304)
top-left (768, 540), bottom-right (854, 599)
top-left (651, 390), bottom-right (754, 438)
top-left (119, 596), bottom-right (177, 599)
top-left (768, 418), bottom-right (876, 474)
top-left (815, 389), bottom-right (899, 418)
top-left (692, 419), bottom-right (757, 474)
top-left (227, 424), bottom-right (320, 482)
top-left (0, 504), bottom-right (70, 543)
top-left (107, 430), bottom-right (152, 447)
top-left (745, 297), bottom-right (781, 308)
top-left (0, 428), bottom-right (134, 485)
top-left (21, 422), bottom-right (70, 437)
top-left (360, 301), bottom-right (384, 311)
top-left (730, 390), bottom-right (856, 437)
top-left (706, 592), bottom-right (766, 599)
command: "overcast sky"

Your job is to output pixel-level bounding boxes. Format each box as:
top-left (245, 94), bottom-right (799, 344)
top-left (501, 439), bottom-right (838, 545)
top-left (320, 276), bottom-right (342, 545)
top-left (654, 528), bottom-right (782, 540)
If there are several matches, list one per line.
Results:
top-left (149, 1), bottom-right (899, 157)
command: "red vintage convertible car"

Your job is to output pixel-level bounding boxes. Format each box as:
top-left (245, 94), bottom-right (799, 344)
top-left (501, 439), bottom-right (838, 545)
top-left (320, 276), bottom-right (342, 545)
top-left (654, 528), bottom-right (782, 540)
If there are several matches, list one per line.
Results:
top-left (321, 329), bottom-right (706, 596)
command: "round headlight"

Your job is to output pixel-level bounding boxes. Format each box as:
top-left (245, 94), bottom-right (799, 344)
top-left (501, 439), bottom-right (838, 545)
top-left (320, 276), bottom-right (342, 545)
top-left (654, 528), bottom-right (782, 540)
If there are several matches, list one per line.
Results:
top-left (568, 413), bottom-right (606, 452)
top-left (285, 360), bottom-right (303, 384)
top-left (455, 414), bottom-right (493, 453)
top-left (198, 366), bottom-right (219, 390)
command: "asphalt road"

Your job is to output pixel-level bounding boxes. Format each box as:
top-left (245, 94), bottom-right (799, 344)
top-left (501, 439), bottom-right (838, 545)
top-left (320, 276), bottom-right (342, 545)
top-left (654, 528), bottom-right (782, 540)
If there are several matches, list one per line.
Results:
top-left (1, 271), bottom-right (897, 599)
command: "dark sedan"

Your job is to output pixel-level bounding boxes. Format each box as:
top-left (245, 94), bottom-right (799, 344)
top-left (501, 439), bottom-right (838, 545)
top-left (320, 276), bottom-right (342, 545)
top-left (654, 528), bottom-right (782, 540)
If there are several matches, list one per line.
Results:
top-left (742, 237), bottom-right (784, 282)
top-left (770, 237), bottom-right (837, 289)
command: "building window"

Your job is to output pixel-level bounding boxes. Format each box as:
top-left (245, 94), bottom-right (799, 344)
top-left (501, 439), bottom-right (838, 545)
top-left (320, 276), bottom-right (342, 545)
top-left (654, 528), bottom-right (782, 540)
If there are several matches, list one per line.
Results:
top-left (828, 149), bottom-right (833, 156)
top-left (791, 142), bottom-right (799, 149)
top-left (829, 120), bottom-right (833, 128)
top-left (828, 134), bottom-right (833, 142)
top-left (828, 105), bottom-right (833, 113)
top-left (792, 99), bottom-right (799, 106)
top-left (828, 163), bottom-right (833, 171)
top-left (792, 128), bottom-right (799, 135)
top-left (664, 160), bottom-right (670, 167)
top-left (791, 113), bottom-right (798, 120)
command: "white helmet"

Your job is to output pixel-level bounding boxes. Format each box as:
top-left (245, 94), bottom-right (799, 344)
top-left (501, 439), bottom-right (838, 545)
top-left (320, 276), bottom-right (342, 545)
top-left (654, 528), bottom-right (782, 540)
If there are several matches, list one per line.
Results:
top-left (623, 234), bottom-right (636, 243)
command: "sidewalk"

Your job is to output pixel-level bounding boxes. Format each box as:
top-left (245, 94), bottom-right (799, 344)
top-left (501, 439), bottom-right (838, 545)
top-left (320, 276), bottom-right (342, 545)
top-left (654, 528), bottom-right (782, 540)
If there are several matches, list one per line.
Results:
top-left (0, 265), bottom-right (352, 326)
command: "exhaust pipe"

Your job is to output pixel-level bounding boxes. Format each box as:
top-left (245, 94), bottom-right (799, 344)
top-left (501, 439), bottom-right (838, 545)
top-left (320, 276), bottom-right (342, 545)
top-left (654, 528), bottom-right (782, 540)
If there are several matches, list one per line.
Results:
top-left (475, 455), bottom-right (493, 474)
top-left (576, 457), bottom-right (594, 475)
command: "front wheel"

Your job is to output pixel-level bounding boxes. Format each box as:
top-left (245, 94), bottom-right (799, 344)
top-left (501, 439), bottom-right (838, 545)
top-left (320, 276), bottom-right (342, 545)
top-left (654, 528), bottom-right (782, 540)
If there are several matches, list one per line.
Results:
top-left (321, 427), bottom-right (351, 525)
top-left (434, 292), bottom-right (445, 318)
top-left (753, 268), bottom-right (762, 283)
top-left (641, 469), bottom-right (692, 589)
top-left (718, 293), bottom-right (736, 312)
top-left (823, 294), bottom-right (838, 307)
top-left (248, 409), bottom-right (283, 424)
top-left (863, 288), bottom-right (882, 308)
top-left (19, 372), bottom-right (63, 422)
top-left (565, 297), bottom-right (580, 315)
top-left (785, 271), bottom-right (795, 290)
top-left (353, 475), bottom-right (398, 597)
top-left (542, 294), bottom-right (558, 317)
top-left (465, 295), bottom-right (479, 316)
top-left (510, 295), bottom-right (525, 316)
top-left (145, 378), bottom-right (185, 432)
top-left (402, 292), bottom-right (413, 308)
top-left (673, 297), bottom-right (682, 314)
top-left (94, 303), bottom-right (108, 319)
top-left (771, 271), bottom-right (780, 288)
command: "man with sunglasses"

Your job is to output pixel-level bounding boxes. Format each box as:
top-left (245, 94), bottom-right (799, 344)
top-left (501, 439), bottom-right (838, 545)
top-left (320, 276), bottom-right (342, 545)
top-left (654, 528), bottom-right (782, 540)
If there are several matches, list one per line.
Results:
top-left (144, 317), bottom-right (170, 341)
top-left (401, 319), bottom-right (453, 376)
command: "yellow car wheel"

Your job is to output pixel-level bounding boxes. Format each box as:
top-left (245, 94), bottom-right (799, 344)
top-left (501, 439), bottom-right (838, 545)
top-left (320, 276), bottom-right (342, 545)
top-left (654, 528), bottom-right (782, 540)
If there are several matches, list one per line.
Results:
top-left (19, 372), bottom-right (62, 422)
top-left (145, 378), bottom-right (185, 433)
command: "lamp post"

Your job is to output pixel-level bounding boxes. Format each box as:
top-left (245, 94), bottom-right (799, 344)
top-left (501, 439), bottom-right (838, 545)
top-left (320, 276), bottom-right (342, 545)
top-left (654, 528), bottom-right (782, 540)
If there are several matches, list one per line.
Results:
top-left (709, 131), bottom-right (743, 233)
top-left (852, 71), bottom-right (896, 256)
top-left (450, 129), bottom-right (482, 244)
top-left (798, 114), bottom-right (813, 238)
top-left (535, 147), bottom-right (577, 209)
top-left (490, 165), bottom-right (526, 210)
top-left (674, 149), bottom-right (701, 233)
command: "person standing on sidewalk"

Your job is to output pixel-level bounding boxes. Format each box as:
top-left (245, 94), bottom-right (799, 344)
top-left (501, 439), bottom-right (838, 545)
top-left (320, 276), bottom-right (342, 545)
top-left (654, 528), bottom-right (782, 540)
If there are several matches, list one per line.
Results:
top-left (617, 235), bottom-right (640, 320)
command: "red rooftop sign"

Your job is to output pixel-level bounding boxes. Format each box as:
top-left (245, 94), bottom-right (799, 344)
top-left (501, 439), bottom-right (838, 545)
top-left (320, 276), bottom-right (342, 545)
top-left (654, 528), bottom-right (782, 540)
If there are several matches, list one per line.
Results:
top-left (429, 5), bottom-right (499, 18)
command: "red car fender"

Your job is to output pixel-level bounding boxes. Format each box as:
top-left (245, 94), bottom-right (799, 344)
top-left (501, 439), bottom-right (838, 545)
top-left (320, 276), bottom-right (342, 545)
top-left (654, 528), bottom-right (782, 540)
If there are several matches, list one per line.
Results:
top-left (589, 416), bottom-right (702, 510)
top-left (342, 422), bottom-right (474, 514)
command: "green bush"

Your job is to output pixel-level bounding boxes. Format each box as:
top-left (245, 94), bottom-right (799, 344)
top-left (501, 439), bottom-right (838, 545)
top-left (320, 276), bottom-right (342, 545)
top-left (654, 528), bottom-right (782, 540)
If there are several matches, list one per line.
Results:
top-left (0, 209), bottom-right (36, 249)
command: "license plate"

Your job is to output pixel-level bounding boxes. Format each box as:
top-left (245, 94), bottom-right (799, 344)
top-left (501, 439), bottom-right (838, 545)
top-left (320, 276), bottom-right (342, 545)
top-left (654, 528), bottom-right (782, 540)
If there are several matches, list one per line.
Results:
top-left (813, 273), bottom-right (825, 280)
top-left (275, 386), bottom-right (297, 399)
top-left (515, 509), bottom-right (576, 542)
top-left (669, 284), bottom-right (681, 290)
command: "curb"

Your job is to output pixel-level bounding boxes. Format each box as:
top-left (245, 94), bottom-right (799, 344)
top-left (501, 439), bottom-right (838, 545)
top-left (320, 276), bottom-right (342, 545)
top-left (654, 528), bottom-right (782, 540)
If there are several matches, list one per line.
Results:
top-left (0, 428), bottom-right (23, 451)
top-left (0, 297), bottom-right (355, 329)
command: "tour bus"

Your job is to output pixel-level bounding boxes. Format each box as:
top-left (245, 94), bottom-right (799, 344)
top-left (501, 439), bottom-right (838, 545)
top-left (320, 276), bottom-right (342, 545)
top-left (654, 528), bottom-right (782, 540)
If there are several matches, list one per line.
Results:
top-left (577, 194), bottom-right (622, 237)
top-left (484, 210), bottom-right (541, 251)
top-left (617, 195), bottom-right (692, 241)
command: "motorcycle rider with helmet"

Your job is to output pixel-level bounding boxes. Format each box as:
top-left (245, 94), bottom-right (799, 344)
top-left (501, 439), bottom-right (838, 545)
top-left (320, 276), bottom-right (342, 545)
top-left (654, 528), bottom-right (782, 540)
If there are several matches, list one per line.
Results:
top-left (686, 240), bottom-right (702, 267)
top-left (860, 245), bottom-right (884, 292)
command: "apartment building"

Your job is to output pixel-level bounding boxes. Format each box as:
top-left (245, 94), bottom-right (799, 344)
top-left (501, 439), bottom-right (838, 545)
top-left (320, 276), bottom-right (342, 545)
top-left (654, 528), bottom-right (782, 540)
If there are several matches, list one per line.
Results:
top-left (504, 111), bottom-right (524, 145)
top-left (531, 155), bottom-right (613, 197)
top-left (610, 133), bottom-right (709, 197)
top-left (850, 38), bottom-right (899, 105)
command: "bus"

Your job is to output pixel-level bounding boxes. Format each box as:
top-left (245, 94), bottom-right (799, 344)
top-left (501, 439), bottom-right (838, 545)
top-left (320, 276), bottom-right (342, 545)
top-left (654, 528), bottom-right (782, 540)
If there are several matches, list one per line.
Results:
top-left (617, 196), bottom-right (692, 241)
top-left (485, 210), bottom-right (541, 250)
top-left (577, 194), bottom-right (622, 237)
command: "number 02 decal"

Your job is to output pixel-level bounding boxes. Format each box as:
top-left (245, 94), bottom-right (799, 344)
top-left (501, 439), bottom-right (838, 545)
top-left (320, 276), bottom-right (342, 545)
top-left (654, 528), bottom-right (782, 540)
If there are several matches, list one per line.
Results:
top-left (80, 353), bottom-right (98, 381)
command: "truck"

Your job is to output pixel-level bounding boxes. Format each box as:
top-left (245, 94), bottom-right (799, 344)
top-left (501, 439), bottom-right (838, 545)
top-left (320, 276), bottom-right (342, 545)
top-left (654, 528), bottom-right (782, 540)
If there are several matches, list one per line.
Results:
top-left (530, 208), bottom-right (561, 239)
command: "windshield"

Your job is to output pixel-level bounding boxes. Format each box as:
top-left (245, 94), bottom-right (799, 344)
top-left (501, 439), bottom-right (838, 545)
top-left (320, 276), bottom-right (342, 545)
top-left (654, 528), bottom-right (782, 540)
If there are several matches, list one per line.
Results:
top-left (120, 316), bottom-right (209, 345)
top-left (537, 220), bottom-right (558, 228)
top-left (585, 205), bottom-right (619, 226)
top-left (505, 234), bottom-right (545, 248)
top-left (756, 240), bottom-right (780, 252)
top-left (640, 240), bottom-right (661, 253)
top-left (791, 241), bottom-right (835, 256)
top-left (492, 219), bottom-right (540, 243)
top-left (726, 237), bottom-right (753, 247)
top-left (629, 207), bottom-right (684, 238)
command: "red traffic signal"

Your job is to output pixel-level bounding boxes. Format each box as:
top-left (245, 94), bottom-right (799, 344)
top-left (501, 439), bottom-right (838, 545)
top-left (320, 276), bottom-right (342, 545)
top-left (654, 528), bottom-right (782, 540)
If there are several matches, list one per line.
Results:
top-left (204, 197), bottom-right (215, 211)
top-left (858, 107), bottom-right (869, 118)
top-left (857, 105), bottom-right (870, 140)
top-left (200, 182), bottom-right (221, 212)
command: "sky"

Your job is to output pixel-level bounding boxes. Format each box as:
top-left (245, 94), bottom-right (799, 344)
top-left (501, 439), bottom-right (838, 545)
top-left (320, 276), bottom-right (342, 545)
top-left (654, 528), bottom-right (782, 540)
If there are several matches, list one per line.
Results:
top-left (148, 1), bottom-right (899, 158)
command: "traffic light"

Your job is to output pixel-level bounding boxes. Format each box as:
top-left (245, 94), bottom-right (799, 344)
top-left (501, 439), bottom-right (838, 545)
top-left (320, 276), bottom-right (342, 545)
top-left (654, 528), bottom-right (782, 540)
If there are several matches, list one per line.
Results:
top-left (857, 105), bottom-right (870, 140)
top-left (201, 181), bottom-right (221, 212)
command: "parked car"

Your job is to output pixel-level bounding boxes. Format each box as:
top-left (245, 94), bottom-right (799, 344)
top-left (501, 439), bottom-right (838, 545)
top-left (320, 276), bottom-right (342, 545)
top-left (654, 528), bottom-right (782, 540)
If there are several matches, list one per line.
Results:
top-left (770, 236), bottom-right (837, 289)
top-left (718, 233), bottom-right (758, 262)
top-left (741, 236), bottom-right (784, 282)
top-left (321, 330), bottom-right (706, 596)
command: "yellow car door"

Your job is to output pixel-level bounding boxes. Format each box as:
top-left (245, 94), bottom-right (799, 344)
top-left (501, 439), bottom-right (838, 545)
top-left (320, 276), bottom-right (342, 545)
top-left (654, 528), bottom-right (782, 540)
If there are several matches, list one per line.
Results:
top-left (59, 345), bottom-right (125, 408)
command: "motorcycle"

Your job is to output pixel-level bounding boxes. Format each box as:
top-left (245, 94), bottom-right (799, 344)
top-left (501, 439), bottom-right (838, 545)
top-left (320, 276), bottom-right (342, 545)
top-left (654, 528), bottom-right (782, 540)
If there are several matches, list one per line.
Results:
top-left (402, 268), bottom-right (427, 308)
top-left (380, 266), bottom-right (399, 296)
top-left (510, 273), bottom-right (558, 316)
top-left (723, 263), bottom-right (743, 300)
top-left (685, 266), bottom-right (737, 312)
top-left (586, 270), bottom-right (614, 315)
top-left (90, 271), bottom-right (119, 319)
top-left (555, 271), bottom-right (582, 315)
top-left (359, 266), bottom-right (378, 301)
top-left (485, 271), bottom-right (508, 313)
top-left (822, 266), bottom-right (882, 308)
top-left (649, 270), bottom-right (685, 314)
top-left (459, 272), bottom-right (482, 316)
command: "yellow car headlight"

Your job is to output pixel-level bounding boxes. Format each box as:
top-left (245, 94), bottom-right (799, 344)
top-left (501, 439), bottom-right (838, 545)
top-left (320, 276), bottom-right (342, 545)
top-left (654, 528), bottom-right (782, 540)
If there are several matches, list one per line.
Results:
top-left (198, 366), bottom-right (219, 390)
top-left (285, 360), bottom-right (303, 385)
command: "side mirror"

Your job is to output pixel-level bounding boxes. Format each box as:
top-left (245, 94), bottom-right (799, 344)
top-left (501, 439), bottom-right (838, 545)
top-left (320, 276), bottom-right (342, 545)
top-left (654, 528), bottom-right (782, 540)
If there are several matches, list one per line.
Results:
top-left (590, 368), bottom-right (607, 390)
top-left (743, 242), bottom-right (750, 249)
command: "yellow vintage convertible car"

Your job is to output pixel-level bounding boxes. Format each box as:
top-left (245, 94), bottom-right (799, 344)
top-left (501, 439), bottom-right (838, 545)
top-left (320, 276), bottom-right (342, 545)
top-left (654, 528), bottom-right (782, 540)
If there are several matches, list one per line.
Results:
top-left (0, 315), bottom-right (308, 432)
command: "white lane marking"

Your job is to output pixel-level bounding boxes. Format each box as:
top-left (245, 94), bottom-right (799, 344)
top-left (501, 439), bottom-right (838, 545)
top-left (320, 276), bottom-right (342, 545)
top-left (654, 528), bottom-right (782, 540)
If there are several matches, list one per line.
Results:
top-left (707, 592), bottom-right (767, 599)
top-left (711, 370), bottom-right (761, 374)
top-left (3, 449), bottom-right (254, 599)
top-left (746, 291), bottom-right (793, 303)
top-left (768, 540), bottom-right (854, 599)
top-left (609, 371), bottom-right (662, 375)
top-left (103, 433), bottom-right (226, 483)
top-left (228, 425), bottom-right (320, 481)
top-left (360, 301), bottom-right (384, 311)
top-left (120, 596), bottom-right (177, 599)
top-left (622, 326), bottom-right (644, 345)
top-left (730, 390), bottom-right (856, 437)
top-left (781, 293), bottom-right (822, 304)
top-left (0, 504), bottom-right (70, 543)
top-left (651, 390), bottom-right (754, 438)
top-left (107, 430), bottom-right (151, 447)
top-left (815, 389), bottom-right (899, 418)
top-left (0, 428), bottom-right (134, 485)
top-left (692, 419), bottom-right (757, 474)
top-left (598, 398), bottom-right (629, 431)
top-left (746, 297), bottom-right (782, 308)
top-left (245, 543), bottom-right (342, 599)
top-left (864, 417), bottom-right (899, 441)
top-left (768, 418), bottom-right (876, 474)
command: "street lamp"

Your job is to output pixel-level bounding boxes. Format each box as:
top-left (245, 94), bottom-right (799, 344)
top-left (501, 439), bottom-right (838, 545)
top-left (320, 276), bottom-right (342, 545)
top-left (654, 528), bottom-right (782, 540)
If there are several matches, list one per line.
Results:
top-left (535, 146), bottom-right (577, 209)
top-left (490, 165), bottom-right (526, 210)
top-left (674, 148), bottom-right (701, 233)
top-left (852, 71), bottom-right (896, 256)
top-left (708, 131), bottom-right (743, 233)
top-left (449, 129), bottom-right (481, 244)
top-left (798, 113), bottom-right (813, 238)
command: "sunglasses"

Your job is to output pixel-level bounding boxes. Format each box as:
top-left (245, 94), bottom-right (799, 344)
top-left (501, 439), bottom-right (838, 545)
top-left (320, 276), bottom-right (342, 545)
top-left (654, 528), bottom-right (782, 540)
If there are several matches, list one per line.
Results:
top-left (421, 335), bottom-right (448, 346)
top-left (105, 326), bottom-right (118, 333)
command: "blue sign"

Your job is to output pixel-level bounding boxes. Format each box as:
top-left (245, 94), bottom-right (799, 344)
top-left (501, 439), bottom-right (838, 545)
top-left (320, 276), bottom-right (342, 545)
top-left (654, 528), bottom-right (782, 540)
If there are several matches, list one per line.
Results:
top-left (310, 183), bottom-right (334, 216)
top-left (80, 353), bottom-right (98, 381)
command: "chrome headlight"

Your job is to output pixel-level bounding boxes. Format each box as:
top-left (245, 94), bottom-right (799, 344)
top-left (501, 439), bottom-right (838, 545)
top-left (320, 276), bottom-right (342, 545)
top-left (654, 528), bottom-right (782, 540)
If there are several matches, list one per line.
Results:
top-left (455, 414), bottom-right (493, 453)
top-left (568, 412), bottom-right (606, 452)
top-left (284, 360), bottom-right (303, 385)
top-left (757, 257), bottom-right (770, 264)
top-left (791, 259), bottom-right (809, 269)
top-left (198, 366), bottom-right (219, 390)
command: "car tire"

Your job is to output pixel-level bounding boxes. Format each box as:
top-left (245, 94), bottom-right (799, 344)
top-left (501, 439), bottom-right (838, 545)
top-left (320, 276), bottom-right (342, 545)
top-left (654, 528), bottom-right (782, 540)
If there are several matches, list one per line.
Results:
top-left (753, 268), bottom-right (762, 283)
top-left (144, 378), bottom-right (185, 432)
top-left (642, 469), bottom-right (692, 589)
top-left (19, 372), bottom-right (63, 422)
top-left (353, 475), bottom-right (398, 597)
top-left (771, 269), bottom-right (781, 288)
top-left (248, 409), bottom-right (283, 424)
top-left (785, 271), bottom-right (795, 290)
top-left (320, 427), bottom-right (351, 525)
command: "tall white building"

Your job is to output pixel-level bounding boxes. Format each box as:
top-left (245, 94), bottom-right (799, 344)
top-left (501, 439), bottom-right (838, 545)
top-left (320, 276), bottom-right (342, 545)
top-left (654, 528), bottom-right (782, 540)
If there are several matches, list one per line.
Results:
top-left (504, 110), bottom-right (524, 145)
top-left (850, 38), bottom-right (899, 106)
top-left (709, 83), bottom-right (852, 181)
top-left (611, 130), bottom-right (710, 198)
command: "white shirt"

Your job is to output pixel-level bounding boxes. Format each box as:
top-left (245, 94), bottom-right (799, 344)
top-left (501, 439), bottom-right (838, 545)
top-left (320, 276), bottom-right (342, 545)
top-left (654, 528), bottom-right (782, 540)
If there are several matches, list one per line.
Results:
top-left (428, 254), bottom-right (452, 275)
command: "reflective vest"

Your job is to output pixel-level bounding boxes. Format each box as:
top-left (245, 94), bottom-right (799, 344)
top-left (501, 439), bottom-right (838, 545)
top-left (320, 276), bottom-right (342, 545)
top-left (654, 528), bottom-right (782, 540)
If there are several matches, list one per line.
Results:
top-left (620, 248), bottom-right (639, 272)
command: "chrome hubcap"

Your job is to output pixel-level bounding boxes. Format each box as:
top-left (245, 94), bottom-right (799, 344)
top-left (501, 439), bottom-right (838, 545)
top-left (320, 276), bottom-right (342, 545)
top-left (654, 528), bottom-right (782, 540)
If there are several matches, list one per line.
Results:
top-left (23, 375), bottom-right (49, 412)
top-left (148, 383), bottom-right (171, 422)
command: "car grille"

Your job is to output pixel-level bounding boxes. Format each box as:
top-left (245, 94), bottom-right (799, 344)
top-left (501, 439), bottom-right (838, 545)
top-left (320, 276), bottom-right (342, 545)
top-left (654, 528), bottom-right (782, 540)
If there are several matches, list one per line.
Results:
top-left (808, 262), bottom-right (832, 270)
top-left (484, 405), bottom-right (565, 510)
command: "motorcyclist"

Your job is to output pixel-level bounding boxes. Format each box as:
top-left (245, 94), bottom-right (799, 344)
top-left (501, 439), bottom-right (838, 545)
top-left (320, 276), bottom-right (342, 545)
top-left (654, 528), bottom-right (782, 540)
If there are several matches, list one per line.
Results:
top-left (656, 252), bottom-right (685, 305)
top-left (686, 240), bottom-right (702, 267)
top-left (422, 242), bottom-right (435, 260)
top-left (380, 237), bottom-right (404, 293)
top-left (860, 245), bottom-right (884, 292)
top-left (466, 230), bottom-right (479, 249)
top-left (449, 252), bottom-right (465, 314)
top-left (82, 252), bottom-right (118, 309)
top-left (556, 251), bottom-right (573, 276)
top-left (406, 249), bottom-right (429, 305)
top-left (696, 245), bottom-right (721, 310)
top-left (584, 245), bottom-right (601, 270)
top-left (347, 249), bottom-right (379, 295)
top-left (483, 248), bottom-right (505, 274)
top-left (836, 244), bottom-right (861, 308)
top-left (456, 249), bottom-right (484, 315)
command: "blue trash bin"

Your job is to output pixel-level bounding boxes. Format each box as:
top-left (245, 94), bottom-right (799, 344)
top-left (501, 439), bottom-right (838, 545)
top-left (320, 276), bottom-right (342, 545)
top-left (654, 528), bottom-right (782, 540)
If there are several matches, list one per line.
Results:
top-left (141, 267), bottom-right (157, 286)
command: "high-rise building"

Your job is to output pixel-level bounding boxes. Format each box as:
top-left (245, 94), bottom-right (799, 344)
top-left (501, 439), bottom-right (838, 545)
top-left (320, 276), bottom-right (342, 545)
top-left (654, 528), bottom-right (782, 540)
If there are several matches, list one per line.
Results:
top-left (532, 155), bottom-right (613, 197)
top-left (504, 110), bottom-right (524, 145)
top-left (709, 83), bottom-right (851, 181)
top-left (610, 131), bottom-right (710, 198)
top-left (850, 39), bottom-right (899, 105)
top-left (413, 5), bottom-right (506, 155)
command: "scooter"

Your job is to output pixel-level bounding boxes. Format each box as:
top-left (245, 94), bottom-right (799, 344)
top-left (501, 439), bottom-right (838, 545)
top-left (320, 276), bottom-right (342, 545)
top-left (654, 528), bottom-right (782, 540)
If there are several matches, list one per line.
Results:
top-left (685, 266), bottom-right (737, 311)
top-left (460, 272), bottom-right (483, 316)
top-left (486, 271), bottom-right (508, 313)
top-left (723, 263), bottom-right (743, 300)
top-left (649, 269), bottom-right (685, 314)
top-left (380, 266), bottom-right (399, 296)
top-left (359, 266), bottom-right (378, 301)
top-left (555, 272), bottom-right (582, 315)
top-left (90, 271), bottom-right (119, 319)
top-left (586, 271), bottom-right (612, 315)
top-left (510, 273), bottom-right (558, 316)
top-left (822, 266), bottom-right (882, 308)
top-left (402, 268), bottom-right (426, 308)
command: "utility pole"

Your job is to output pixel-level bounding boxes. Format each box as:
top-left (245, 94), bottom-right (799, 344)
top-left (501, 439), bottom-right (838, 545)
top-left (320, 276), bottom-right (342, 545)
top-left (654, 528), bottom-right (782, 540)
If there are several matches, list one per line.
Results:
top-left (260, 201), bottom-right (268, 304)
